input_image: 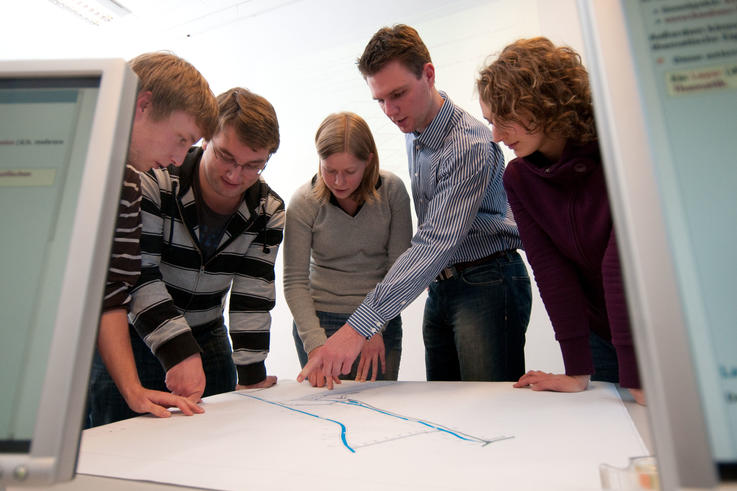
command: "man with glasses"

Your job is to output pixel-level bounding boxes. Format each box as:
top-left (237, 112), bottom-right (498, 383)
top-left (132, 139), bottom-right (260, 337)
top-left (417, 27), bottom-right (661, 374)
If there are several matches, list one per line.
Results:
top-left (92, 87), bottom-right (284, 425)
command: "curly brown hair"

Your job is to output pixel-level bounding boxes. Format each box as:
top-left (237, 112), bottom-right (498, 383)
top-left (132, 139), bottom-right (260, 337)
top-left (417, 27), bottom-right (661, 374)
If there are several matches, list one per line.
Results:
top-left (476, 37), bottom-right (596, 144)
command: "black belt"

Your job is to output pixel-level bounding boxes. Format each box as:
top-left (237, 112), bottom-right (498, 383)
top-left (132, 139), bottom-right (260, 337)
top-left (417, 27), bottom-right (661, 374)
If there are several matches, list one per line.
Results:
top-left (435, 250), bottom-right (511, 282)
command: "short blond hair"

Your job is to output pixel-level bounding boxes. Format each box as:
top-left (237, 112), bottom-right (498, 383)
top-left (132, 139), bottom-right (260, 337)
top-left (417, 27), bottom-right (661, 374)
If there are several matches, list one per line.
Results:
top-left (129, 52), bottom-right (218, 140)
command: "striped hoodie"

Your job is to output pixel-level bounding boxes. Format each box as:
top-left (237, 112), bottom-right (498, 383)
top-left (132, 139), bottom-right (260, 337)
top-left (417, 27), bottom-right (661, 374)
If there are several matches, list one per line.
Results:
top-left (129, 147), bottom-right (284, 385)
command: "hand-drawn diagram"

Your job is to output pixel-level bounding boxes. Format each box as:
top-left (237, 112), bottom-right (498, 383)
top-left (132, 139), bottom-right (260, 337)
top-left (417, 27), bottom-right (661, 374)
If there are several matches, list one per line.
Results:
top-left (236, 382), bottom-right (512, 452)
top-left (78, 381), bottom-right (648, 491)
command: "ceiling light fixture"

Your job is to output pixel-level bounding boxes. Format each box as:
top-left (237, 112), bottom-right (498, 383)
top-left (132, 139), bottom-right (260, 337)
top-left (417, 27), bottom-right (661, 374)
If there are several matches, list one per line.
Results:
top-left (47, 0), bottom-right (131, 26)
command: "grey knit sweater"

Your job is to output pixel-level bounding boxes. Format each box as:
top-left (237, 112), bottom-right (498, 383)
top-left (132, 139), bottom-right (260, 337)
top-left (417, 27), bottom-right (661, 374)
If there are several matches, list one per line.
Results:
top-left (283, 170), bottom-right (412, 354)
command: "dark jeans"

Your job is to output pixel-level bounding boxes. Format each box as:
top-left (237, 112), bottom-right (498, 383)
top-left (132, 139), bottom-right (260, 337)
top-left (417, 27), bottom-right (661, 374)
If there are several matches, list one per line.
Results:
top-left (423, 250), bottom-right (531, 381)
top-left (87, 323), bottom-right (236, 428)
top-left (293, 311), bottom-right (402, 381)
top-left (589, 330), bottom-right (620, 383)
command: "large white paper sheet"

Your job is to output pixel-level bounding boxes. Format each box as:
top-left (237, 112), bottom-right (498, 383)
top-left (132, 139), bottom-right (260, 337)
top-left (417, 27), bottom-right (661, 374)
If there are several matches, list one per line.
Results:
top-left (78, 381), bottom-right (647, 490)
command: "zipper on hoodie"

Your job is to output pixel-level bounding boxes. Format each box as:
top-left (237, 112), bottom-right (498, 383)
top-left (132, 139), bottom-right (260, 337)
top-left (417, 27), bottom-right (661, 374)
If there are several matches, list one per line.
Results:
top-left (174, 188), bottom-right (206, 309)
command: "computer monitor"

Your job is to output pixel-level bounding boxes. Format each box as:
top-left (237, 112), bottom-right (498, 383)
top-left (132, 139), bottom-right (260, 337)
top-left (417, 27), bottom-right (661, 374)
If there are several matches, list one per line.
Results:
top-left (0, 59), bottom-right (138, 487)
top-left (577, 1), bottom-right (737, 489)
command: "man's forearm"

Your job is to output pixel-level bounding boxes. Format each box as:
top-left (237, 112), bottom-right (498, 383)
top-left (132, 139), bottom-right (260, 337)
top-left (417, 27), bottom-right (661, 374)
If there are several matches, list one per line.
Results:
top-left (97, 309), bottom-right (143, 400)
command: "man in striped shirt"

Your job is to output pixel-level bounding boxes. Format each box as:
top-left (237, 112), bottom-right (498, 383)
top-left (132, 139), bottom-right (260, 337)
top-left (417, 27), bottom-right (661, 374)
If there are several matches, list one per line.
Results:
top-left (299, 24), bottom-right (532, 388)
top-left (88, 52), bottom-right (219, 427)
top-left (121, 88), bottom-right (283, 415)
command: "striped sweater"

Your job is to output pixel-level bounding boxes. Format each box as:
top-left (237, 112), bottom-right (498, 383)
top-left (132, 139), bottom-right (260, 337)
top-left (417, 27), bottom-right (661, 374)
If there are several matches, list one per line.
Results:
top-left (129, 147), bottom-right (285, 385)
top-left (103, 165), bottom-right (142, 312)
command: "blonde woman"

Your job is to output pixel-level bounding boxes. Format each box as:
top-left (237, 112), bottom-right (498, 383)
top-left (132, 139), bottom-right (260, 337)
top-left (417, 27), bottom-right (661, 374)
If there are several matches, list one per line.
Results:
top-left (284, 112), bottom-right (411, 387)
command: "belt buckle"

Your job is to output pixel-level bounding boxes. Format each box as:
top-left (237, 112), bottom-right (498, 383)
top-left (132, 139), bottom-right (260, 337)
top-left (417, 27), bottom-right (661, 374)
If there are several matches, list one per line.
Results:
top-left (436, 266), bottom-right (456, 282)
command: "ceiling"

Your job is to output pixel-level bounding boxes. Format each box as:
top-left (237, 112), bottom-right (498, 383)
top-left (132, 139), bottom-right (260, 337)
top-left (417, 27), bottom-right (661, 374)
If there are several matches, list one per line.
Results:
top-left (78, 0), bottom-right (301, 38)
top-left (3, 0), bottom-right (495, 61)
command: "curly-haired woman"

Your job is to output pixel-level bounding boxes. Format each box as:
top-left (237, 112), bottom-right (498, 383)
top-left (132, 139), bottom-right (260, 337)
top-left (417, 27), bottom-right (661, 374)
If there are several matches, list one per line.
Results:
top-left (477, 37), bottom-right (644, 404)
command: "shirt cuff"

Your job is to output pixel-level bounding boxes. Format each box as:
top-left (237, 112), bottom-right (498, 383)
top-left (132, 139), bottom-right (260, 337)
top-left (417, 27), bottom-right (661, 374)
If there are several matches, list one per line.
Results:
top-left (347, 302), bottom-right (386, 338)
top-left (154, 332), bottom-right (202, 372)
top-left (237, 362), bottom-right (267, 386)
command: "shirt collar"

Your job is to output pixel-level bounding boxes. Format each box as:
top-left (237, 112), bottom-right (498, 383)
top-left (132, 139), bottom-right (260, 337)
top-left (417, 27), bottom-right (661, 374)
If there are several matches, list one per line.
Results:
top-left (413, 90), bottom-right (452, 151)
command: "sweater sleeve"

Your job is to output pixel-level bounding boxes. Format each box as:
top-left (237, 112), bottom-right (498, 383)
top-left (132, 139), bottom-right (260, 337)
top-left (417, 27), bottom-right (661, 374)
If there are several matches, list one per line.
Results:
top-left (602, 230), bottom-right (641, 388)
top-left (283, 185), bottom-right (326, 355)
top-left (228, 191), bottom-right (284, 385)
top-left (503, 166), bottom-right (594, 376)
top-left (102, 165), bottom-right (142, 312)
top-left (129, 170), bottom-right (201, 371)
top-left (385, 172), bottom-right (413, 268)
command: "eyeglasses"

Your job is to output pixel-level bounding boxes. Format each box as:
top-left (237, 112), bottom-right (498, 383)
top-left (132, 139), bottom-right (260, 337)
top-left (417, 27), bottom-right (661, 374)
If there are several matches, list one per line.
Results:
top-left (211, 142), bottom-right (268, 175)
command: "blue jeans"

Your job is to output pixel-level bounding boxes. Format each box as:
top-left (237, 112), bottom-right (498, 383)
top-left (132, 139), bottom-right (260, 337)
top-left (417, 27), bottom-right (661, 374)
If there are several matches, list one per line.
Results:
top-left (87, 323), bottom-right (236, 428)
top-left (423, 250), bottom-right (531, 381)
top-left (293, 311), bottom-right (402, 381)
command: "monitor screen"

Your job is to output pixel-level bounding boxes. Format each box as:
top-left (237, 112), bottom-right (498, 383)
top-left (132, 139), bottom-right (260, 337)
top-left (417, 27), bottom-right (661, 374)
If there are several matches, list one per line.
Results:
top-left (0, 59), bottom-right (137, 486)
top-left (577, 0), bottom-right (737, 488)
top-left (0, 75), bottom-right (101, 450)
top-left (619, 0), bottom-right (737, 473)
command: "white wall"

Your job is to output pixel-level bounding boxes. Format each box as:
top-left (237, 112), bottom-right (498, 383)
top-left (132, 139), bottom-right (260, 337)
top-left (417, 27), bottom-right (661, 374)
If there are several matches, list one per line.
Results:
top-left (2, 0), bottom-right (589, 381)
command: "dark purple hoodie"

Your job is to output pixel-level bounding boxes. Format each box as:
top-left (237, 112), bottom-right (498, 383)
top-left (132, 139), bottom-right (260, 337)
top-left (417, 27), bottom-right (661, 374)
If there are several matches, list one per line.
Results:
top-left (503, 140), bottom-right (640, 388)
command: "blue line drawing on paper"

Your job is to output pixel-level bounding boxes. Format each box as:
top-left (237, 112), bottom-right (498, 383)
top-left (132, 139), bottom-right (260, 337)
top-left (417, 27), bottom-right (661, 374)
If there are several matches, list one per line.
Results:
top-left (235, 385), bottom-right (512, 453)
top-left (237, 393), bottom-right (356, 452)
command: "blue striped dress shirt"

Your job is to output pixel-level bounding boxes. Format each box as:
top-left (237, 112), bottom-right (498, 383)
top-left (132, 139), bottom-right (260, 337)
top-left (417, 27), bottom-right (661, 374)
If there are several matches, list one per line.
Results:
top-left (348, 92), bottom-right (523, 338)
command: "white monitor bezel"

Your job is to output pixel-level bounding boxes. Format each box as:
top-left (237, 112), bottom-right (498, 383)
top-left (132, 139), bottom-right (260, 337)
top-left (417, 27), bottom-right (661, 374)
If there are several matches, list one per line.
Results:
top-left (0, 58), bottom-right (138, 486)
top-left (576, 1), bottom-right (727, 489)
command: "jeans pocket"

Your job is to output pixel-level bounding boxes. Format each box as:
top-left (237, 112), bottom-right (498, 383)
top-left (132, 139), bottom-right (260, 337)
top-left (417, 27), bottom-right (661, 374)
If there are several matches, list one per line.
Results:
top-left (460, 262), bottom-right (503, 286)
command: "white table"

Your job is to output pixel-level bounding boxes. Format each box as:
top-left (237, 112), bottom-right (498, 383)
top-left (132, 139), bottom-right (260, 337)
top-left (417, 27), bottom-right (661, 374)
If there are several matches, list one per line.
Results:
top-left (17, 381), bottom-right (651, 491)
